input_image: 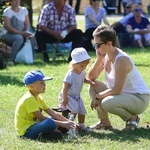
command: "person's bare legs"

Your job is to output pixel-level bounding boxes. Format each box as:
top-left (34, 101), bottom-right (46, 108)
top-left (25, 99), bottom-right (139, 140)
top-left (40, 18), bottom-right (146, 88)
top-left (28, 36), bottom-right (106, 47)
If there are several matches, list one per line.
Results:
top-left (88, 81), bottom-right (112, 129)
top-left (137, 38), bottom-right (144, 50)
top-left (78, 114), bottom-right (91, 132)
top-left (78, 114), bottom-right (85, 124)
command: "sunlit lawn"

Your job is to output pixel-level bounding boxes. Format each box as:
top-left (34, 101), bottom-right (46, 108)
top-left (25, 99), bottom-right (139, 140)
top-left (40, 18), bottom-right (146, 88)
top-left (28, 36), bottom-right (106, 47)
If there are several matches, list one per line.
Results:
top-left (0, 15), bottom-right (150, 150)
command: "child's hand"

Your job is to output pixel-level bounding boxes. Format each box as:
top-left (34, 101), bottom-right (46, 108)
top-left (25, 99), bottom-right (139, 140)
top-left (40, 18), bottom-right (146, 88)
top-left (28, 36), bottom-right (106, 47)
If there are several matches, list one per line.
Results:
top-left (61, 100), bottom-right (67, 108)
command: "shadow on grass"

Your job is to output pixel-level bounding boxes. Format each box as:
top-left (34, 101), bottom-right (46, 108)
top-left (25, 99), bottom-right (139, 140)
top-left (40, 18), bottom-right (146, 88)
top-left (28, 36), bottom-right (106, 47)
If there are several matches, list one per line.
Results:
top-left (34, 52), bottom-right (70, 65)
top-left (80, 127), bottom-right (150, 142)
top-left (0, 59), bottom-right (68, 86)
top-left (0, 74), bottom-right (23, 86)
top-left (32, 49), bottom-right (150, 67)
top-left (34, 60), bottom-right (69, 66)
top-left (29, 127), bottom-right (150, 143)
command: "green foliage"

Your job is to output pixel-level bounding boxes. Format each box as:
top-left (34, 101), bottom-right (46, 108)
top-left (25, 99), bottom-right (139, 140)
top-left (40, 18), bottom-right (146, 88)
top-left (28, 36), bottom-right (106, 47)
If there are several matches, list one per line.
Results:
top-left (0, 0), bottom-right (10, 24)
top-left (0, 48), bottom-right (150, 150)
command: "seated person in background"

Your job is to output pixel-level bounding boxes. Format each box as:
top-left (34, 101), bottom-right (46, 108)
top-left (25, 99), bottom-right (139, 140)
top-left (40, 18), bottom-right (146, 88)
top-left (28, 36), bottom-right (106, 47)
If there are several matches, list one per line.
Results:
top-left (112, 2), bottom-right (134, 47)
top-left (2, 0), bottom-right (34, 66)
top-left (122, 0), bottom-right (141, 15)
top-left (102, 0), bottom-right (117, 15)
top-left (83, 0), bottom-right (109, 51)
top-left (35, 0), bottom-right (83, 63)
top-left (112, 2), bottom-right (134, 34)
top-left (126, 4), bottom-right (150, 50)
top-left (14, 70), bottom-right (74, 141)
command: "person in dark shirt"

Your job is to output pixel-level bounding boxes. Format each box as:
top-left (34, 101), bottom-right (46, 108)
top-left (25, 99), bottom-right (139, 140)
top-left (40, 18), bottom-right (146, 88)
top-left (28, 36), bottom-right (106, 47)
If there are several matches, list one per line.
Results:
top-left (126, 4), bottom-right (150, 50)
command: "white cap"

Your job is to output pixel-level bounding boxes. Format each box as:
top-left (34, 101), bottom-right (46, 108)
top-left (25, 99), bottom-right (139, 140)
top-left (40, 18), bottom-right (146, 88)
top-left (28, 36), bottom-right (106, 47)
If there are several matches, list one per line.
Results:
top-left (71, 47), bottom-right (91, 64)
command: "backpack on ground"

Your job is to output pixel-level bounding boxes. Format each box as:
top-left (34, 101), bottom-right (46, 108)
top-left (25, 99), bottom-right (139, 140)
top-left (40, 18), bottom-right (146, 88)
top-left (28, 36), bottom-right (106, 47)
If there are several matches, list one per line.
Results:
top-left (0, 53), bottom-right (7, 69)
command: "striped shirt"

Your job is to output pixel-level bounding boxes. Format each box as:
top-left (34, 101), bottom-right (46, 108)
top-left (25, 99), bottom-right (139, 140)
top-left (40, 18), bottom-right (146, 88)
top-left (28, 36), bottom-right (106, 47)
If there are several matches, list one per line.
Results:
top-left (38, 2), bottom-right (77, 31)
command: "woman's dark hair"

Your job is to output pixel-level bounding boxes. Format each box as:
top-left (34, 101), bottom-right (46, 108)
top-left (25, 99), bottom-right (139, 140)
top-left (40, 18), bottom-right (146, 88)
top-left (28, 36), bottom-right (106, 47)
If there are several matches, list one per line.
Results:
top-left (93, 25), bottom-right (116, 46)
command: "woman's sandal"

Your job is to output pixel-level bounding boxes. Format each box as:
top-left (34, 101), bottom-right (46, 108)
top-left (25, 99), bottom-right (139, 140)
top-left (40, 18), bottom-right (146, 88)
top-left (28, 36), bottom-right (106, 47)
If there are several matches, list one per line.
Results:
top-left (123, 116), bottom-right (140, 131)
top-left (90, 122), bottom-right (113, 130)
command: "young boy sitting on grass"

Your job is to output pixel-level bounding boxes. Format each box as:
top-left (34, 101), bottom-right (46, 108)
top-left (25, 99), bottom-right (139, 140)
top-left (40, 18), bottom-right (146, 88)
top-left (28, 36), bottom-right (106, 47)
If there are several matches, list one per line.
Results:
top-left (14, 70), bottom-right (74, 141)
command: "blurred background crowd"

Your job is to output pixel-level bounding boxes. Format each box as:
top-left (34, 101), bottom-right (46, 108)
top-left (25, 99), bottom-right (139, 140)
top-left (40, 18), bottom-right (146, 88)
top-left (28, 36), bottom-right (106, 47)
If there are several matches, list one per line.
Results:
top-left (0, 0), bottom-right (150, 66)
top-left (1, 0), bottom-right (150, 28)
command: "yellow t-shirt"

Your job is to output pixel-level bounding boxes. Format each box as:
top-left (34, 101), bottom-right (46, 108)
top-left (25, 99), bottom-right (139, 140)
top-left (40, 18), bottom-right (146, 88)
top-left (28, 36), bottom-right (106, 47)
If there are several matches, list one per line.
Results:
top-left (14, 91), bottom-right (49, 136)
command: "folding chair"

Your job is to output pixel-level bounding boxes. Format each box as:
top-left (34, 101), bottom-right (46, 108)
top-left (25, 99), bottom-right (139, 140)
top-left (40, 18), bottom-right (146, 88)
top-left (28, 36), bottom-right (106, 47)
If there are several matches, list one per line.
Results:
top-left (46, 41), bottom-right (72, 61)
top-left (102, 0), bottom-right (117, 14)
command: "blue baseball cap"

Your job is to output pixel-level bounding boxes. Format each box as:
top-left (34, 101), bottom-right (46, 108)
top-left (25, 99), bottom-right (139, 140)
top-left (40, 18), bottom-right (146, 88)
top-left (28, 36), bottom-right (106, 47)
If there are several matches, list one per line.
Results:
top-left (24, 70), bottom-right (53, 85)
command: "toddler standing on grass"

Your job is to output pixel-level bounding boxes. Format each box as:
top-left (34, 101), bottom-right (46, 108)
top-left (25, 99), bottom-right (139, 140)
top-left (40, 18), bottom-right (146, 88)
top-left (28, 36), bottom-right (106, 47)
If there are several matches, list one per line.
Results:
top-left (58, 47), bottom-right (96, 132)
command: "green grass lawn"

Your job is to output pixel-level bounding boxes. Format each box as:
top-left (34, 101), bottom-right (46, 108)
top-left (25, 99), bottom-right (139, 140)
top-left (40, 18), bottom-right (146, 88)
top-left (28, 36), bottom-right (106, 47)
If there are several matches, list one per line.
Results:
top-left (0, 16), bottom-right (150, 150)
top-left (0, 48), bottom-right (150, 150)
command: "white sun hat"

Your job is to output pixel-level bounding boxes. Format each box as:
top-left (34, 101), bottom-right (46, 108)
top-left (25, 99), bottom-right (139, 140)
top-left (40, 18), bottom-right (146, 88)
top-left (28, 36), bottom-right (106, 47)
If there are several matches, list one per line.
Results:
top-left (71, 47), bottom-right (91, 64)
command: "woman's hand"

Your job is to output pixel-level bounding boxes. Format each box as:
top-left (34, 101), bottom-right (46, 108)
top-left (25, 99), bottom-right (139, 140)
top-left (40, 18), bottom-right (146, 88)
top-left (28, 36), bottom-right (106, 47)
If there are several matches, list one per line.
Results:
top-left (96, 50), bottom-right (106, 60)
top-left (139, 29), bottom-right (149, 34)
top-left (90, 99), bottom-right (100, 110)
top-left (21, 31), bottom-right (32, 37)
top-left (52, 31), bottom-right (62, 40)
